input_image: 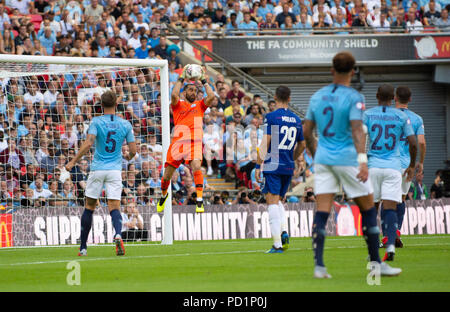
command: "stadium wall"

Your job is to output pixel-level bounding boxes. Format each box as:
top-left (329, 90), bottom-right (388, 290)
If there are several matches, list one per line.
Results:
top-left (4, 198), bottom-right (450, 247)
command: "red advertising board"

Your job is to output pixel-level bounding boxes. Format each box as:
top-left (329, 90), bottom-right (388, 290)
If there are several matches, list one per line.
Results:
top-left (415, 36), bottom-right (450, 59)
top-left (0, 214), bottom-right (13, 247)
top-left (193, 40), bottom-right (213, 62)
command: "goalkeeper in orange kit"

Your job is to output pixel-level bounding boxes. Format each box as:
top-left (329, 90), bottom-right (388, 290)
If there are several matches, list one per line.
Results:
top-left (157, 65), bottom-right (215, 213)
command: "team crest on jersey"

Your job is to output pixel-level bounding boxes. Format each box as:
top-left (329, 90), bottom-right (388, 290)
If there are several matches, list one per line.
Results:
top-left (191, 104), bottom-right (196, 108)
top-left (407, 119), bottom-right (411, 124)
top-left (356, 102), bottom-right (365, 110)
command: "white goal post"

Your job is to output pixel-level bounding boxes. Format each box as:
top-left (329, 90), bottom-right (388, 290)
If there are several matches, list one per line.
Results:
top-left (0, 54), bottom-right (173, 247)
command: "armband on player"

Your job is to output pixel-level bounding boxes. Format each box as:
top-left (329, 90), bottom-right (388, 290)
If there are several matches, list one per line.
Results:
top-left (357, 153), bottom-right (368, 164)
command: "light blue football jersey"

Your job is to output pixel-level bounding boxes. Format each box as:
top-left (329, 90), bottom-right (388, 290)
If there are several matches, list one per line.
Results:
top-left (398, 108), bottom-right (425, 169)
top-left (305, 84), bottom-right (365, 167)
top-left (88, 114), bottom-right (135, 171)
top-left (363, 106), bottom-right (414, 171)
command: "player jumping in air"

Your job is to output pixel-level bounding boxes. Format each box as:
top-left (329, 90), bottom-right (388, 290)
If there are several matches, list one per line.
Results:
top-left (255, 85), bottom-right (306, 253)
top-left (363, 84), bottom-right (417, 262)
top-left (379, 86), bottom-right (426, 248)
top-left (157, 66), bottom-right (215, 213)
top-left (66, 91), bottom-right (136, 256)
top-left (303, 52), bottom-right (402, 278)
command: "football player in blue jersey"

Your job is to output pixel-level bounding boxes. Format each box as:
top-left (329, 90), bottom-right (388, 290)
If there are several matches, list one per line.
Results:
top-left (378, 86), bottom-right (426, 248)
top-left (363, 84), bottom-right (417, 262)
top-left (303, 52), bottom-right (401, 278)
top-left (66, 91), bottom-right (136, 257)
top-left (255, 85), bottom-right (306, 253)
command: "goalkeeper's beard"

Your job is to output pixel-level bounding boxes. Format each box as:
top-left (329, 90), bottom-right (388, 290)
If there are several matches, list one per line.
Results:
top-left (186, 93), bottom-right (196, 103)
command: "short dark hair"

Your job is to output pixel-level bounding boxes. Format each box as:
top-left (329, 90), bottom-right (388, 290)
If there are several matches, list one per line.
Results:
top-left (395, 86), bottom-right (411, 103)
top-left (101, 91), bottom-right (117, 108)
top-left (275, 85), bottom-right (291, 103)
top-left (376, 84), bottom-right (394, 102)
top-left (332, 51), bottom-right (356, 73)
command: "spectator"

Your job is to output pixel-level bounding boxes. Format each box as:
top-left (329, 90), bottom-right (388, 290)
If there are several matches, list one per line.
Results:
top-left (408, 171), bottom-right (429, 200)
top-left (11, 0), bottom-right (33, 15)
top-left (154, 36), bottom-right (169, 60)
top-left (430, 170), bottom-right (445, 199)
top-left (127, 84), bottom-right (147, 120)
top-left (227, 1), bottom-right (244, 24)
top-left (424, 0), bottom-right (442, 25)
top-left (297, 12), bottom-right (313, 34)
top-left (226, 80), bottom-right (245, 102)
top-left (352, 9), bottom-right (370, 28)
top-left (85, 0), bottom-right (104, 24)
top-left (372, 12), bottom-right (391, 32)
top-left (302, 186), bottom-right (316, 203)
top-left (32, 177), bottom-right (53, 199)
top-left (435, 8), bottom-right (450, 30)
top-left (39, 143), bottom-right (58, 173)
top-left (135, 37), bottom-right (150, 59)
top-left (38, 27), bottom-right (57, 56)
top-left (239, 11), bottom-right (259, 35)
top-left (0, 29), bottom-right (15, 54)
top-left (232, 188), bottom-right (257, 204)
top-left (59, 178), bottom-right (76, 206)
top-left (224, 96), bottom-right (245, 120)
top-left (121, 202), bottom-right (149, 242)
top-left (0, 140), bottom-right (25, 170)
top-left (226, 12), bottom-right (240, 34)
top-left (276, 2), bottom-right (297, 27)
top-left (213, 8), bottom-right (227, 27)
top-left (406, 7), bottom-right (424, 33)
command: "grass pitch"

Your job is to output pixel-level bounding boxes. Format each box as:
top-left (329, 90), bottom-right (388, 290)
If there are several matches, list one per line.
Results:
top-left (1, 235), bottom-right (449, 292)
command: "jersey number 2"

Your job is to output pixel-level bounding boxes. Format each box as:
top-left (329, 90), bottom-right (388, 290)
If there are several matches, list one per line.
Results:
top-left (105, 131), bottom-right (117, 153)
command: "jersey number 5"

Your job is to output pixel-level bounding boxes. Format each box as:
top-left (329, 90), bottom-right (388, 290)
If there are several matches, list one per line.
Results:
top-left (279, 126), bottom-right (297, 150)
top-left (105, 131), bottom-right (117, 153)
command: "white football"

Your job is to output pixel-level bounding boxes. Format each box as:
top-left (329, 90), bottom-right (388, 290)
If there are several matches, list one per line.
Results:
top-left (185, 64), bottom-right (203, 80)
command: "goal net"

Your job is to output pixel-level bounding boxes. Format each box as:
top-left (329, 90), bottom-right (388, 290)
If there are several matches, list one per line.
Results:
top-left (0, 55), bottom-right (172, 248)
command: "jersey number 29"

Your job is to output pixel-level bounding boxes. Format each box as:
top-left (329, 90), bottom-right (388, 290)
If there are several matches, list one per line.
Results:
top-left (279, 126), bottom-right (297, 150)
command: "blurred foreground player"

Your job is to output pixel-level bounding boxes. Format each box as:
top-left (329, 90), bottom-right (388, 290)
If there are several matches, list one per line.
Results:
top-left (66, 91), bottom-right (136, 256)
top-left (303, 52), bottom-right (402, 278)
top-left (157, 66), bottom-right (215, 213)
top-left (255, 85), bottom-right (306, 253)
top-left (363, 84), bottom-right (417, 262)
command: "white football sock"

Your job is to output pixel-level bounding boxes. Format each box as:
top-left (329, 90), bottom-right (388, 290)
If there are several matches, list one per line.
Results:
top-left (268, 204), bottom-right (282, 248)
top-left (278, 200), bottom-right (288, 233)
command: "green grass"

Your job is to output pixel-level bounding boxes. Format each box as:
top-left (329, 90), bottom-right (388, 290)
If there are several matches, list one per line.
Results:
top-left (1, 235), bottom-right (449, 292)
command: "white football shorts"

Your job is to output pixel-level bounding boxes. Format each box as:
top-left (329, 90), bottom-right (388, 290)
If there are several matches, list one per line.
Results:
top-left (314, 164), bottom-right (373, 199)
top-left (85, 170), bottom-right (122, 200)
top-left (369, 167), bottom-right (402, 203)
top-left (400, 168), bottom-right (412, 195)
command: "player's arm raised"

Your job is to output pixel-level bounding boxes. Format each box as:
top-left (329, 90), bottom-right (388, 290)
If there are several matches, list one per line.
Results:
top-left (200, 68), bottom-right (215, 107)
top-left (350, 120), bottom-right (369, 182)
top-left (171, 65), bottom-right (188, 106)
top-left (66, 134), bottom-right (96, 171)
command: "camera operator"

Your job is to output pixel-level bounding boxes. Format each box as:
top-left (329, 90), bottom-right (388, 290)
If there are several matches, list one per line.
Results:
top-left (302, 186), bottom-right (316, 203)
top-left (430, 170), bottom-right (445, 199)
top-left (212, 192), bottom-right (224, 205)
top-left (232, 188), bottom-right (257, 205)
top-left (249, 189), bottom-right (265, 203)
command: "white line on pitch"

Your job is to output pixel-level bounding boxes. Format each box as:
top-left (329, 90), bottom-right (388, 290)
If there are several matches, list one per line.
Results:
top-left (1, 235), bottom-right (449, 251)
top-left (1, 242), bottom-right (449, 267)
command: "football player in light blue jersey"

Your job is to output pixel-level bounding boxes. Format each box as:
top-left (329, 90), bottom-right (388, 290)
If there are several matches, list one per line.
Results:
top-left (304, 52), bottom-right (401, 278)
top-left (66, 91), bottom-right (136, 257)
top-left (388, 86), bottom-right (426, 248)
top-left (363, 84), bottom-right (417, 262)
top-left (255, 85), bottom-right (305, 254)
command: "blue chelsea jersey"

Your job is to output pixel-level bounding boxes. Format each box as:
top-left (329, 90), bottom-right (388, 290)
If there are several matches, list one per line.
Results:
top-left (263, 108), bottom-right (304, 175)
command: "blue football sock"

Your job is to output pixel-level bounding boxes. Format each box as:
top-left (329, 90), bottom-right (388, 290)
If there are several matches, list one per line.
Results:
top-left (110, 209), bottom-right (123, 238)
top-left (312, 211), bottom-right (329, 267)
top-left (384, 209), bottom-right (398, 246)
top-left (80, 209), bottom-right (94, 250)
top-left (396, 201), bottom-right (406, 232)
top-left (361, 207), bottom-right (381, 263)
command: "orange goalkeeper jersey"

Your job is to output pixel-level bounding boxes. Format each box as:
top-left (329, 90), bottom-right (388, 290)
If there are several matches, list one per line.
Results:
top-left (172, 99), bottom-right (208, 142)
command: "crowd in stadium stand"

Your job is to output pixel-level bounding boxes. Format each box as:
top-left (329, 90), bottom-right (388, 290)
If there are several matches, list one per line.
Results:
top-left (0, 0), bottom-right (448, 211)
